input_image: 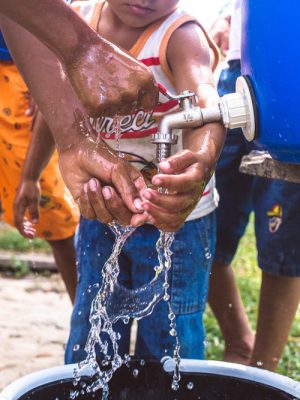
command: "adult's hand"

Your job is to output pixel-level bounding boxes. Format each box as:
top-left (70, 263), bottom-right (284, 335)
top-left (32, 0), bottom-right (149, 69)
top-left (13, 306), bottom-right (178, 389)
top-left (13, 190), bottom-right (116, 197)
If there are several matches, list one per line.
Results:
top-left (0, 0), bottom-right (158, 118)
top-left (65, 40), bottom-right (159, 117)
top-left (58, 130), bottom-right (147, 223)
top-left (0, 16), bottom-right (149, 226)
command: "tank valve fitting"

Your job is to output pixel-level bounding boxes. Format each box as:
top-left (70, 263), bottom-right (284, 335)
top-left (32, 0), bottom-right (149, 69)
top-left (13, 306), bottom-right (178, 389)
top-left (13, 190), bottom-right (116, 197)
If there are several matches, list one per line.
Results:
top-left (152, 77), bottom-right (257, 163)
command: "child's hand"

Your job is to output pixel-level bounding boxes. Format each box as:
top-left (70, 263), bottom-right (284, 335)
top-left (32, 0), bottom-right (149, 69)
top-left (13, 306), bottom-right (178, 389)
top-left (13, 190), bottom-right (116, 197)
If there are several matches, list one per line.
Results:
top-left (65, 40), bottom-right (159, 118)
top-left (14, 179), bottom-right (40, 239)
top-left (135, 149), bottom-right (214, 232)
top-left (58, 136), bottom-right (147, 225)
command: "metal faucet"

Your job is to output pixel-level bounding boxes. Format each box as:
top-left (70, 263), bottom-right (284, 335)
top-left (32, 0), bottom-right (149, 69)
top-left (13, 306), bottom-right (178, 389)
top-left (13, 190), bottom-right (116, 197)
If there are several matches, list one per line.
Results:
top-left (152, 77), bottom-right (257, 163)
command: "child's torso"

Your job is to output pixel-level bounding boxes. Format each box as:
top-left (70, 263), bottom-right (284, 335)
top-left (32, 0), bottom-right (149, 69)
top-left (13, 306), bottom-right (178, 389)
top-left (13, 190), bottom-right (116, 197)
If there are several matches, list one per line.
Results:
top-left (72, 0), bottom-right (219, 220)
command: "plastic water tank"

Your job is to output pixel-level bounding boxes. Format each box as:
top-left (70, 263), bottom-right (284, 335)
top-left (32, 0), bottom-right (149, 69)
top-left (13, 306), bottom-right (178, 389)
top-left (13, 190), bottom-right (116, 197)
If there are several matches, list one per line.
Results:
top-left (241, 1), bottom-right (300, 163)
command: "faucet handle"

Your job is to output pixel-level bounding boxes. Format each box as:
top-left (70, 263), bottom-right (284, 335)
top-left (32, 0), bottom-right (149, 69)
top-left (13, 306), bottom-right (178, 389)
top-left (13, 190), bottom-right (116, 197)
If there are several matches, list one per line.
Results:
top-left (157, 83), bottom-right (198, 107)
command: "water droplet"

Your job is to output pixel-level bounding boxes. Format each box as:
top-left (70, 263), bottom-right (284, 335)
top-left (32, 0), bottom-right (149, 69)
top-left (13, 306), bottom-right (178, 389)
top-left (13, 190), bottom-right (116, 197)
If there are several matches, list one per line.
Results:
top-left (187, 381), bottom-right (194, 390)
top-left (204, 248), bottom-right (211, 260)
top-left (168, 312), bottom-right (175, 321)
top-left (132, 369), bottom-right (139, 378)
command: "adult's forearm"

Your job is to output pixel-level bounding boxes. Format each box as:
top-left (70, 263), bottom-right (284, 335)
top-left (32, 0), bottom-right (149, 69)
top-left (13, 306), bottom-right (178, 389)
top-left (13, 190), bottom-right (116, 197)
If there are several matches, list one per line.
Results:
top-left (0, 0), bottom-right (100, 65)
top-left (0, 14), bottom-right (94, 150)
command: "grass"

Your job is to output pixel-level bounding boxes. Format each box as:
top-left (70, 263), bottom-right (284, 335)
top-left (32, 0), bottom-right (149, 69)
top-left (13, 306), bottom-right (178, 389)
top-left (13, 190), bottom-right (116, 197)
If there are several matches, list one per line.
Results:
top-left (204, 214), bottom-right (300, 381)
top-left (0, 223), bottom-right (51, 253)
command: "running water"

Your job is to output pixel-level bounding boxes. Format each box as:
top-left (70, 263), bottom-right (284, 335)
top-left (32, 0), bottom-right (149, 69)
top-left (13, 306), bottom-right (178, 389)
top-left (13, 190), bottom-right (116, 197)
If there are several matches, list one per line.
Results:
top-left (73, 224), bottom-right (179, 398)
top-left (73, 117), bottom-right (181, 398)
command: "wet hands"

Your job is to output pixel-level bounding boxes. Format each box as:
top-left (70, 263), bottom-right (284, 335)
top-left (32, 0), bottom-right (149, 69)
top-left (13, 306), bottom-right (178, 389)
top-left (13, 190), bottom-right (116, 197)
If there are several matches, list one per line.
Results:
top-left (58, 135), bottom-right (147, 226)
top-left (133, 149), bottom-right (212, 232)
top-left (14, 179), bottom-right (40, 239)
top-left (65, 39), bottom-right (159, 118)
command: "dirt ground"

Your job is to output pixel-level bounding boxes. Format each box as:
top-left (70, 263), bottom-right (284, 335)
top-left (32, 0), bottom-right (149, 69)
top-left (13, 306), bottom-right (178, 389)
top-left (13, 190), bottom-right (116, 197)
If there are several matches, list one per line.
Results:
top-left (0, 274), bottom-right (72, 391)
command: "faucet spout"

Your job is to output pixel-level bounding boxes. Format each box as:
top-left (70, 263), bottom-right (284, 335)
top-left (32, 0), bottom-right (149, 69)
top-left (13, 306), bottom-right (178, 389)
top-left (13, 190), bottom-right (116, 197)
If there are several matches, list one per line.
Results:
top-left (152, 100), bottom-right (222, 162)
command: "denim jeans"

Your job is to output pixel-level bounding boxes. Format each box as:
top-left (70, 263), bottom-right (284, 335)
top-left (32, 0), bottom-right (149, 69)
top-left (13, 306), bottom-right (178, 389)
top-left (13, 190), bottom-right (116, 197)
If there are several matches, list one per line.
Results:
top-left (65, 213), bottom-right (216, 364)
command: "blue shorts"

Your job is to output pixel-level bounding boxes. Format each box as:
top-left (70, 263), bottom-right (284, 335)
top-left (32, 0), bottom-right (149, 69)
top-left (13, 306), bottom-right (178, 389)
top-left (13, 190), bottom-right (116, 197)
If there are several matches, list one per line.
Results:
top-left (65, 213), bottom-right (215, 364)
top-left (215, 60), bottom-right (300, 277)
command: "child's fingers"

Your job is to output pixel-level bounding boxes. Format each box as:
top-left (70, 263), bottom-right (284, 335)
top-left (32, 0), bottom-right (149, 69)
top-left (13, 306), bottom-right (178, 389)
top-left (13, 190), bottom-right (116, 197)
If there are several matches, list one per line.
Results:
top-left (152, 172), bottom-right (198, 192)
top-left (111, 163), bottom-right (145, 214)
top-left (142, 188), bottom-right (194, 212)
top-left (130, 212), bottom-right (150, 228)
top-left (158, 150), bottom-right (198, 174)
top-left (27, 198), bottom-right (39, 225)
top-left (22, 218), bottom-right (37, 239)
top-left (14, 198), bottom-right (36, 237)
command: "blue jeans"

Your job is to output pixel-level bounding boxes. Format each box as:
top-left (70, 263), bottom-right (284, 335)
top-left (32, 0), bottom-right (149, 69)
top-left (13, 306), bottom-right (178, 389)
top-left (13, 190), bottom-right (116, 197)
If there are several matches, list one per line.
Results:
top-left (65, 213), bottom-right (216, 363)
top-left (216, 60), bottom-right (300, 276)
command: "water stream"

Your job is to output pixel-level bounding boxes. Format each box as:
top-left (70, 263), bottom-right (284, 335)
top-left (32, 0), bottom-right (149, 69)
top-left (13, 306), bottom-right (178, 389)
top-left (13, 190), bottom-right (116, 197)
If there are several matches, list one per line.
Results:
top-left (72, 118), bottom-right (181, 398)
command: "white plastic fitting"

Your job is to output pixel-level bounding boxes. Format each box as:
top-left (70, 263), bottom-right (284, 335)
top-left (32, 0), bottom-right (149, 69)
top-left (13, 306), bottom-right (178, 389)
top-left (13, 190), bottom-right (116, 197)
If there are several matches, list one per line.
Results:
top-left (220, 76), bottom-right (257, 141)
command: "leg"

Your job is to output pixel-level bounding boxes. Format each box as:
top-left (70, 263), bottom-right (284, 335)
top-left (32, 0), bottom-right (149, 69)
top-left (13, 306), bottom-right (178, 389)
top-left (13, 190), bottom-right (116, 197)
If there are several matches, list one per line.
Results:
top-left (251, 178), bottom-right (300, 371)
top-left (250, 272), bottom-right (300, 370)
top-left (208, 261), bottom-right (254, 363)
top-left (209, 60), bottom-right (255, 363)
top-left (47, 235), bottom-right (77, 303)
top-left (208, 130), bottom-right (255, 363)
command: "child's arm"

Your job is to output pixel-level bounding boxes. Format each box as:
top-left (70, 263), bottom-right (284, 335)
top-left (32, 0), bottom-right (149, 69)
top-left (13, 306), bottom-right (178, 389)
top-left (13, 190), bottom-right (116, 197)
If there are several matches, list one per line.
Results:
top-left (14, 112), bottom-right (55, 238)
top-left (0, 0), bottom-right (158, 116)
top-left (0, 15), bottom-right (147, 225)
top-left (136, 22), bottom-right (226, 232)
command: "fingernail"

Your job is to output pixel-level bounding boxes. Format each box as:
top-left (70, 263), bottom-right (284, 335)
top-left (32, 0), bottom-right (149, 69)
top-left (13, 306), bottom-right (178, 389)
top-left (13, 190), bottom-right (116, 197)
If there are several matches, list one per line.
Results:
top-left (134, 198), bottom-right (143, 210)
top-left (142, 202), bottom-right (150, 211)
top-left (135, 176), bottom-right (145, 190)
top-left (143, 190), bottom-right (152, 200)
top-left (153, 178), bottom-right (161, 186)
top-left (160, 161), bottom-right (170, 170)
top-left (102, 187), bottom-right (111, 200)
top-left (84, 183), bottom-right (88, 193)
top-left (89, 178), bottom-right (97, 190)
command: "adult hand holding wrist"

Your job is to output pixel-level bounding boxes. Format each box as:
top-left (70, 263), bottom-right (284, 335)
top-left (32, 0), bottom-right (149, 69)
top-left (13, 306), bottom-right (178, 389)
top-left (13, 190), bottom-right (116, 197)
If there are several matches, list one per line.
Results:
top-left (64, 38), bottom-right (159, 118)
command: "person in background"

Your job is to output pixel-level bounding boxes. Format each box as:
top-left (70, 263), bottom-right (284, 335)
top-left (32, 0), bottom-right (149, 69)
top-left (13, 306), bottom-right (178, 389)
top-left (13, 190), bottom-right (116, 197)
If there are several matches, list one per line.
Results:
top-left (0, 31), bottom-right (79, 302)
top-left (208, 0), bottom-right (300, 371)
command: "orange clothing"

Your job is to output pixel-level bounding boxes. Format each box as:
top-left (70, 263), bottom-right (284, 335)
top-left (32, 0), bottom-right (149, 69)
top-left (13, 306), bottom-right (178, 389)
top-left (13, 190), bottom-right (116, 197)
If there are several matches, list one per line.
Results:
top-left (0, 61), bottom-right (79, 240)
